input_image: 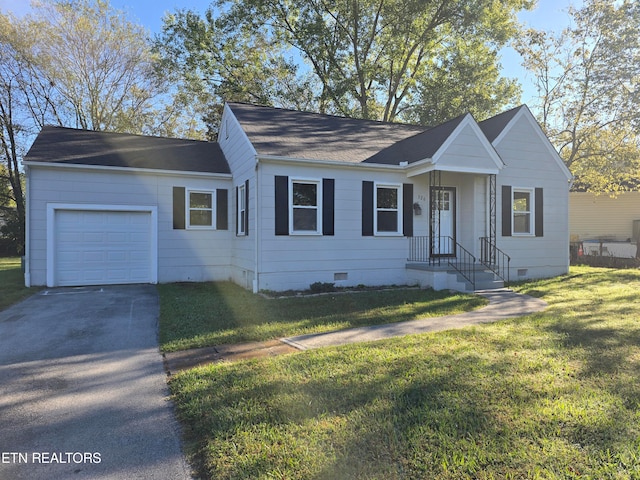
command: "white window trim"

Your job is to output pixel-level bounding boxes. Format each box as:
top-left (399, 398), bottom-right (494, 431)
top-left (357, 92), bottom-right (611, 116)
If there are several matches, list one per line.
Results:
top-left (237, 183), bottom-right (246, 236)
top-left (289, 178), bottom-right (322, 235)
top-left (187, 189), bottom-right (216, 230)
top-left (512, 187), bottom-right (534, 236)
top-left (374, 182), bottom-right (403, 236)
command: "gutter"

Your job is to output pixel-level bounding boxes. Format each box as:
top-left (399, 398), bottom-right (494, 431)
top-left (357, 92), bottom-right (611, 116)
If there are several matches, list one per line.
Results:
top-left (257, 154), bottom-right (407, 172)
top-left (23, 161), bottom-right (233, 180)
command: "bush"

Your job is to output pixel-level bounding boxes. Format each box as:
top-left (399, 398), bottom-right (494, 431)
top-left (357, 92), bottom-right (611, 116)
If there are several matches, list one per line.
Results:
top-left (573, 255), bottom-right (640, 269)
top-left (309, 281), bottom-right (336, 293)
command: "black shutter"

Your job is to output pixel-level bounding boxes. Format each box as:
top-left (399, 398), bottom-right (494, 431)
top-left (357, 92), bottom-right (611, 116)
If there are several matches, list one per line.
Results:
top-left (173, 187), bottom-right (185, 230)
top-left (216, 189), bottom-right (228, 230)
top-left (502, 185), bottom-right (512, 237)
top-left (322, 178), bottom-right (335, 236)
top-left (245, 179), bottom-right (250, 235)
top-left (403, 183), bottom-right (413, 237)
top-left (275, 175), bottom-right (289, 235)
top-left (362, 181), bottom-right (374, 236)
top-left (535, 187), bottom-right (544, 237)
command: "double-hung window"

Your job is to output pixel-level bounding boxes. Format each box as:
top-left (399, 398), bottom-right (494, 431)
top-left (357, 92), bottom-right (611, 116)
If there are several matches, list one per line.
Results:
top-left (188, 190), bottom-right (214, 228)
top-left (275, 176), bottom-right (334, 236)
top-left (375, 184), bottom-right (401, 234)
top-left (173, 186), bottom-right (227, 231)
top-left (237, 183), bottom-right (246, 235)
top-left (290, 179), bottom-right (321, 234)
top-left (512, 188), bottom-right (533, 235)
top-left (502, 185), bottom-right (543, 238)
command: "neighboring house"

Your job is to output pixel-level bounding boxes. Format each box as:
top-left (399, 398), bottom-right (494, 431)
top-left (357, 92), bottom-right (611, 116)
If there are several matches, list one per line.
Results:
top-left (23, 102), bottom-right (573, 292)
top-left (570, 191), bottom-right (640, 258)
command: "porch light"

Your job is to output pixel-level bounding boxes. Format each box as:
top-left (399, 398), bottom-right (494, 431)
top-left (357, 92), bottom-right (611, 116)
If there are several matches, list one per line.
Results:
top-left (413, 202), bottom-right (422, 216)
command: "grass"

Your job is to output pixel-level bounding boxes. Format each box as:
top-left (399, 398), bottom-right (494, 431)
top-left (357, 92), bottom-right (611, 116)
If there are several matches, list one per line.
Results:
top-left (169, 266), bottom-right (640, 479)
top-left (158, 282), bottom-right (486, 352)
top-left (0, 257), bottom-right (37, 311)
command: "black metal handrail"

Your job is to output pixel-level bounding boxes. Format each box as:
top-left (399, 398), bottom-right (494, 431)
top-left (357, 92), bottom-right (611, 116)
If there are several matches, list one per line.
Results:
top-left (408, 236), bottom-right (430, 263)
top-left (479, 237), bottom-right (511, 287)
top-left (447, 237), bottom-right (476, 289)
top-left (407, 236), bottom-right (476, 289)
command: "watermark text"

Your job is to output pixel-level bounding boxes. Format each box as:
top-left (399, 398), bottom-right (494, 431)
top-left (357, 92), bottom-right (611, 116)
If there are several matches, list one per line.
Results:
top-left (2, 452), bottom-right (101, 464)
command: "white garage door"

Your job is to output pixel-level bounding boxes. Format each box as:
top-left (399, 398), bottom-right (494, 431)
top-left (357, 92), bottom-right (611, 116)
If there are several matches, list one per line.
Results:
top-left (54, 210), bottom-right (153, 286)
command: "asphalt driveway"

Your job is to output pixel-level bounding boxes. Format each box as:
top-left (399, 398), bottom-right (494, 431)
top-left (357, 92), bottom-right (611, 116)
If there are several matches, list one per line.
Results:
top-left (0, 285), bottom-right (192, 480)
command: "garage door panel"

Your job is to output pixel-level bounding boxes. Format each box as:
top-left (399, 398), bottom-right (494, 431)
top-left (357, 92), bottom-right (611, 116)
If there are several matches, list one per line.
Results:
top-left (54, 210), bottom-right (153, 286)
top-left (83, 251), bottom-right (107, 262)
top-left (107, 251), bottom-right (127, 262)
top-left (84, 232), bottom-right (105, 243)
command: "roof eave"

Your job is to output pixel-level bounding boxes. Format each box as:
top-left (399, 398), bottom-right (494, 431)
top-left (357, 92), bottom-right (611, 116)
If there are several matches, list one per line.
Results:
top-left (23, 160), bottom-right (233, 179)
top-left (256, 154), bottom-right (406, 171)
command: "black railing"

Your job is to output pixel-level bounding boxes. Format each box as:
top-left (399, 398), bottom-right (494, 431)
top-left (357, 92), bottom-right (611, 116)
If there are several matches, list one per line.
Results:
top-left (479, 237), bottom-right (511, 287)
top-left (408, 236), bottom-right (476, 289)
top-left (408, 235), bottom-right (430, 263)
top-left (448, 239), bottom-right (476, 289)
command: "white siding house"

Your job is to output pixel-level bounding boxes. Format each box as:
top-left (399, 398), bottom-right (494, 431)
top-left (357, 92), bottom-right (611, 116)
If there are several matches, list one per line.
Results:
top-left (24, 102), bottom-right (572, 292)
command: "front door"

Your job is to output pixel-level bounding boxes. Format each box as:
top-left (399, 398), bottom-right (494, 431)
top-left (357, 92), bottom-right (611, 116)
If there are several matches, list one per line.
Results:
top-left (430, 187), bottom-right (456, 256)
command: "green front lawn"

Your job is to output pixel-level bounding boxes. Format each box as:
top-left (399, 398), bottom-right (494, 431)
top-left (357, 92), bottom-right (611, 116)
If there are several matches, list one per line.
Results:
top-left (0, 257), bottom-right (36, 311)
top-left (158, 282), bottom-right (486, 352)
top-left (169, 266), bottom-right (640, 479)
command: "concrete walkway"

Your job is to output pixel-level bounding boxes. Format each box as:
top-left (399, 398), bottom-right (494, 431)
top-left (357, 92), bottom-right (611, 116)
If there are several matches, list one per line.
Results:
top-left (164, 289), bottom-right (547, 372)
top-left (283, 289), bottom-right (547, 350)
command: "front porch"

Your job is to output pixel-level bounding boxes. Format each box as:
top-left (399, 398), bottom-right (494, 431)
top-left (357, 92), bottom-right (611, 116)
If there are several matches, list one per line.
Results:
top-left (398, 115), bottom-right (511, 292)
top-left (406, 235), bottom-right (510, 292)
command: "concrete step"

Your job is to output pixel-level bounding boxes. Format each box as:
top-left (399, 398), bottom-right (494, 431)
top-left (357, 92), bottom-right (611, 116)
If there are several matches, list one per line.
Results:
top-left (451, 269), bottom-right (504, 292)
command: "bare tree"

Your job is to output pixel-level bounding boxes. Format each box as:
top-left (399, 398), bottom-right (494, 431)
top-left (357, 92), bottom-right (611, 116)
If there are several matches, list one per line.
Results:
top-left (515, 0), bottom-right (640, 193)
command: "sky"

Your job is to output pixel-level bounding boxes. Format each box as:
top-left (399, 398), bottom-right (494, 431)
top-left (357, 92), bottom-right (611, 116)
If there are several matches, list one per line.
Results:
top-left (0, 0), bottom-right (580, 105)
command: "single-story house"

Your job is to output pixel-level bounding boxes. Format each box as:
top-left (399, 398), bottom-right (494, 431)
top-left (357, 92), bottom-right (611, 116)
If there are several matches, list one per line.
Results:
top-left (23, 102), bottom-right (573, 292)
top-left (570, 191), bottom-right (640, 258)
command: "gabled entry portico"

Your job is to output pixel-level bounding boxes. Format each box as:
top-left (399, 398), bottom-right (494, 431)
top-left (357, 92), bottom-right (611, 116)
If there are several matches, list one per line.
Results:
top-left (400, 112), bottom-right (509, 291)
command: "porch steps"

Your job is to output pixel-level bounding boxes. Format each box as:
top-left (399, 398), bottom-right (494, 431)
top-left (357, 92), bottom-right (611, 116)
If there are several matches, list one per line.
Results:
top-left (406, 263), bottom-right (504, 293)
top-left (454, 269), bottom-right (504, 292)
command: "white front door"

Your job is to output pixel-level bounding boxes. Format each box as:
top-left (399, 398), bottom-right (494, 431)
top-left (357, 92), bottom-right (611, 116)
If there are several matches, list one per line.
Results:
top-left (431, 187), bottom-right (456, 256)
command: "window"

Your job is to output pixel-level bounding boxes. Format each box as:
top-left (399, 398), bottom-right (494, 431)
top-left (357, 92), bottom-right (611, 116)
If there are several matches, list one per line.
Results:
top-left (375, 184), bottom-right (401, 234)
top-left (173, 187), bottom-right (227, 231)
top-left (290, 179), bottom-right (321, 234)
top-left (237, 183), bottom-right (246, 235)
top-left (434, 189), bottom-right (452, 212)
top-left (188, 190), bottom-right (214, 228)
top-left (512, 188), bottom-right (533, 235)
top-left (502, 186), bottom-right (543, 238)
top-left (275, 176), bottom-right (334, 236)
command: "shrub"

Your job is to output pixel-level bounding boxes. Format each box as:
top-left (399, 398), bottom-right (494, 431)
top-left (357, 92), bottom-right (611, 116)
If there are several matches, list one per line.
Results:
top-left (309, 281), bottom-right (336, 293)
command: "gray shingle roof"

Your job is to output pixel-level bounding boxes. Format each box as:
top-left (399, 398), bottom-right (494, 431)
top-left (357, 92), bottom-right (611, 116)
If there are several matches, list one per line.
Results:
top-left (24, 126), bottom-right (230, 174)
top-left (363, 113), bottom-right (468, 165)
top-left (478, 105), bottom-right (525, 143)
top-left (228, 102), bottom-right (428, 163)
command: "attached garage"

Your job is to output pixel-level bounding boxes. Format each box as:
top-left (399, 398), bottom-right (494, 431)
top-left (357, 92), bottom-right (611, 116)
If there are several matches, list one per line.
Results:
top-left (47, 205), bottom-right (157, 287)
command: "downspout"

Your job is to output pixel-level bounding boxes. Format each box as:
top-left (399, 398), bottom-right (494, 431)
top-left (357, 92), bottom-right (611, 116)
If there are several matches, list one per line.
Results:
top-left (253, 157), bottom-right (260, 293)
top-left (24, 165), bottom-right (31, 287)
